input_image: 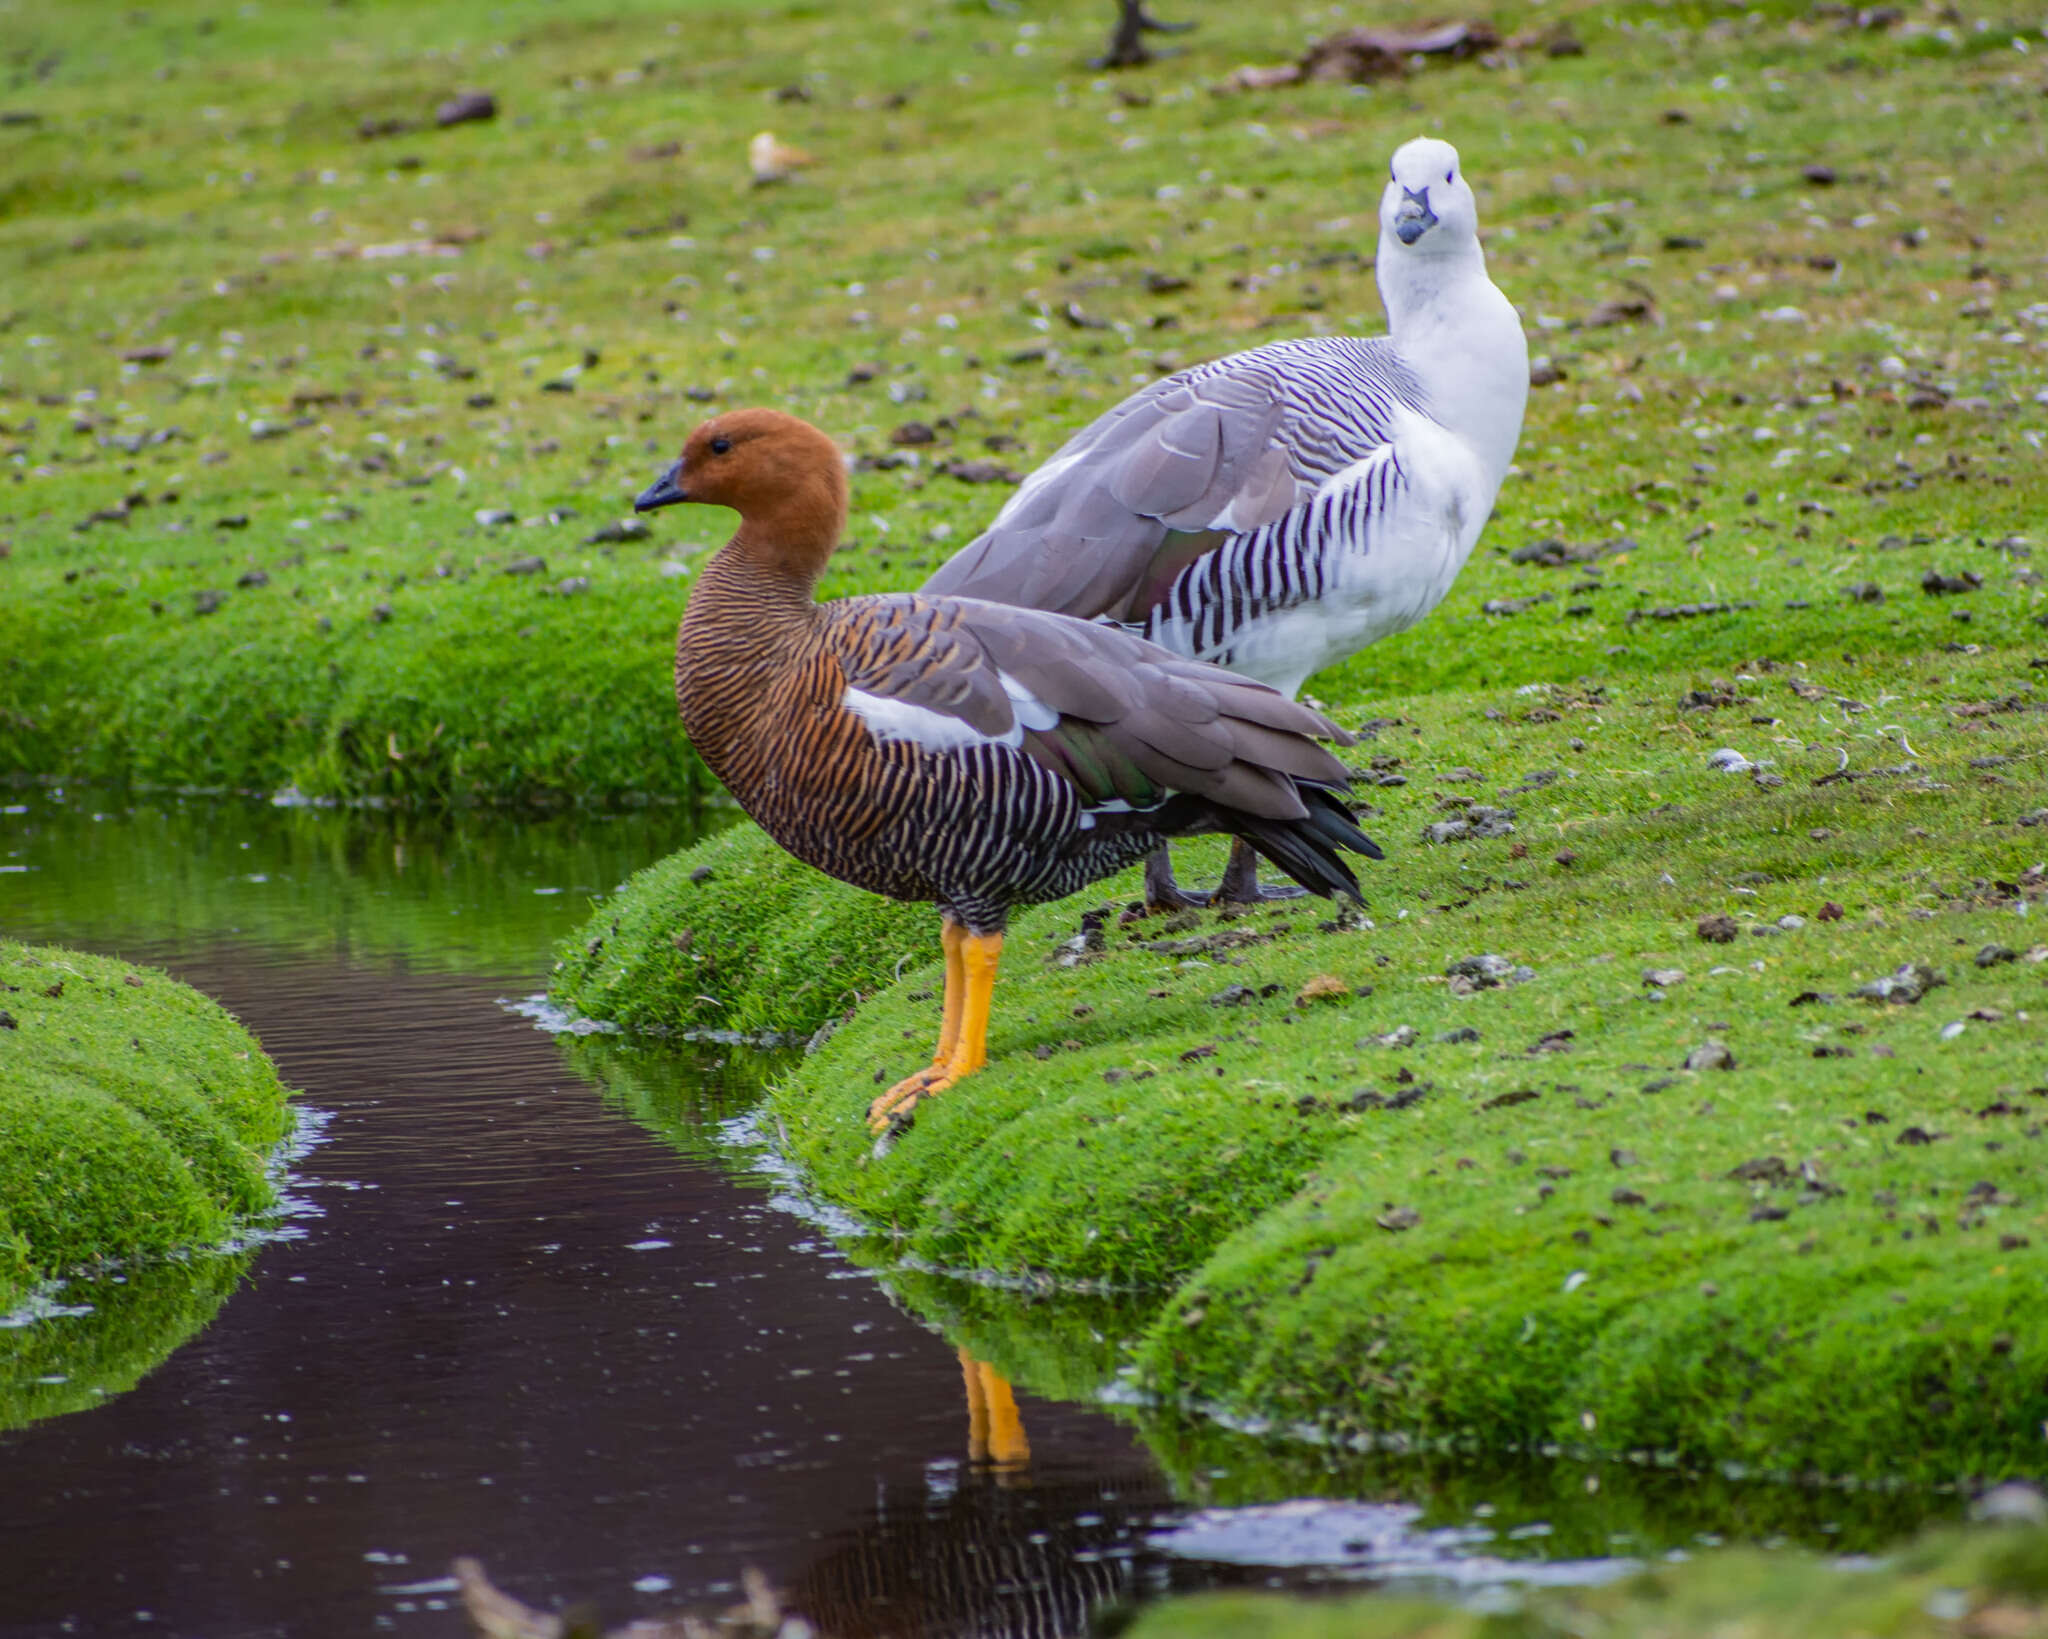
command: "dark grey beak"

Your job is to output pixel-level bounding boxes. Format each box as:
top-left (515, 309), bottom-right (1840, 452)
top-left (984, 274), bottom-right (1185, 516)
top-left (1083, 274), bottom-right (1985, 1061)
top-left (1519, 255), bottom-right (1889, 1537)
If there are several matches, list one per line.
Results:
top-left (634, 461), bottom-right (687, 512)
top-left (1394, 186), bottom-right (1438, 246)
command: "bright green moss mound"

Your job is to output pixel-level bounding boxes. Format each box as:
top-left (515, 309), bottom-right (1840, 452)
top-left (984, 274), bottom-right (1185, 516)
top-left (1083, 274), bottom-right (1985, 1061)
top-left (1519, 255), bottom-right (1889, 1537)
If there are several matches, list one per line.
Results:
top-left (0, 940), bottom-right (295, 1312)
top-left (551, 820), bottom-right (933, 1039)
top-left (1122, 1521), bottom-right (2048, 1639)
top-left (693, 649), bottom-right (2048, 1484)
top-left (562, 652), bottom-right (2048, 1481)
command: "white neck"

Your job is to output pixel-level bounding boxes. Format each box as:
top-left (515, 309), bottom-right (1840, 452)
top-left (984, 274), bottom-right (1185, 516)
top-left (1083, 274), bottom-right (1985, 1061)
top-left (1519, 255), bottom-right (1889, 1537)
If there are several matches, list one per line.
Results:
top-left (1376, 238), bottom-right (1528, 499)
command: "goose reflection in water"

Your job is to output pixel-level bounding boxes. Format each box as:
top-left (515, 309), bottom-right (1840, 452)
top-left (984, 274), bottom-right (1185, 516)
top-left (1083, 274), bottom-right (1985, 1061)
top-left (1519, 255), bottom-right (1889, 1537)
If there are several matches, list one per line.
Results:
top-left (456, 1351), bottom-right (1168, 1639)
top-left (958, 1347), bottom-right (1030, 1476)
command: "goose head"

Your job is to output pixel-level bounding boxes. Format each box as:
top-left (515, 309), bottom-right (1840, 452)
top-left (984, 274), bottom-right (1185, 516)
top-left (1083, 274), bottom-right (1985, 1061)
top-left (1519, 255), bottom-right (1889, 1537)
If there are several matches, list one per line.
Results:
top-left (1379, 137), bottom-right (1479, 257)
top-left (636, 408), bottom-right (849, 577)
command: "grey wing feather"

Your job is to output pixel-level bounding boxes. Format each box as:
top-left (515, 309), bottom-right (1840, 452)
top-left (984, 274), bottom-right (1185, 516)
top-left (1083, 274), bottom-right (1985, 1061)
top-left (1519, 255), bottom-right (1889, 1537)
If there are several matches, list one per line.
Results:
top-left (922, 363), bottom-right (1295, 618)
top-left (944, 598), bottom-right (1354, 817)
top-left (1106, 399), bottom-right (1222, 518)
top-left (830, 593), bottom-right (1356, 821)
top-left (829, 595), bottom-right (1015, 736)
top-left (921, 336), bottom-right (1421, 622)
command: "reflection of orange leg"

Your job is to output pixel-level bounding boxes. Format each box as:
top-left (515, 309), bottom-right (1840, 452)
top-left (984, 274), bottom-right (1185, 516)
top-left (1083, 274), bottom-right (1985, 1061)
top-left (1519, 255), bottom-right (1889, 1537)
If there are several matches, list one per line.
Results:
top-left (980, 1364), bottom-right (1030, 1469)
top-left (959, 1347), bottom-right (1030, 1469)
top-left (867, 925), bottom-right (1002, 1133)
top-left (960, 1346), bottom-right (990, 1458)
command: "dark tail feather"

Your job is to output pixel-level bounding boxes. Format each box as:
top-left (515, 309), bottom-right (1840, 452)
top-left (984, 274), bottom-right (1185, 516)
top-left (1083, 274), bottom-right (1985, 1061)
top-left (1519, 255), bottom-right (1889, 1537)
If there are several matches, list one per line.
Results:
top-left (1230, 782), bottom-right (1380, 901)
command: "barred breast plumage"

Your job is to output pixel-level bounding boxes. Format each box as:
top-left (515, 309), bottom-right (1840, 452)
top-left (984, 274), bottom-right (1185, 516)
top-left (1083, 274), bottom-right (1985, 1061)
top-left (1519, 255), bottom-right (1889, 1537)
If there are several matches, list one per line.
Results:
top-left (921, 135), bottom-right (1527, 907)
top-left (640, 408), bottom-right (1380, 1136)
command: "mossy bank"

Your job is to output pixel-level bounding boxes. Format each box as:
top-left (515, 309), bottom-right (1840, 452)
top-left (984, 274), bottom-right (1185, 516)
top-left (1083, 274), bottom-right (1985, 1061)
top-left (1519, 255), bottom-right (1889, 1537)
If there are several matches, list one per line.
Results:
top-left (560, 642), bottom-right (2048, 1483)
top-left (0, 939), bottom-right (295, 1315)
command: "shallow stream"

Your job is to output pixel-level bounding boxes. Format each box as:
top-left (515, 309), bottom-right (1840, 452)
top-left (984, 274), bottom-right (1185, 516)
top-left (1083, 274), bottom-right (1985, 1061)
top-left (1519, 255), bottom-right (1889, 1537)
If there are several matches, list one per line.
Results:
top-left (0, 793), bottom-right (1962, 1638)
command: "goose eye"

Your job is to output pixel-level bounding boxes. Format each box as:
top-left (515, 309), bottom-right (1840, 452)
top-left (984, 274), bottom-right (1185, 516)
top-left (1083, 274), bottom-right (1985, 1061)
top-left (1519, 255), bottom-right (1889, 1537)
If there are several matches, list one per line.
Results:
top-left (1446, 169), bottom-right (1455, 183)
top-left (710, 436), bottom-right (731, 455)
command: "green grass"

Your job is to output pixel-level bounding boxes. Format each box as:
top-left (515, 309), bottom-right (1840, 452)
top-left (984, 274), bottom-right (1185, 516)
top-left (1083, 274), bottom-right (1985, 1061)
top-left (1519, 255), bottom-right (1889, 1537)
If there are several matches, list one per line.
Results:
top-left (0, 940), bottom-right (295, 1312)
top-left (4, 0), bottom-right (2046, 802)
top-left (551, 818), bottom-right (932, 1037)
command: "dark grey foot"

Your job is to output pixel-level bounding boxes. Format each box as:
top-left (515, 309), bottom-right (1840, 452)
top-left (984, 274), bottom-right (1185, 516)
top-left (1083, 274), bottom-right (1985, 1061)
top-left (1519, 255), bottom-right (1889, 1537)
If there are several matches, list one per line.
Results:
top-left (1142, 848), bottom-right (1212, 913)
top-left (1215, 839), bottom-right (1308, 906)
top-left (1096, 0), bottom-right (1193, 68)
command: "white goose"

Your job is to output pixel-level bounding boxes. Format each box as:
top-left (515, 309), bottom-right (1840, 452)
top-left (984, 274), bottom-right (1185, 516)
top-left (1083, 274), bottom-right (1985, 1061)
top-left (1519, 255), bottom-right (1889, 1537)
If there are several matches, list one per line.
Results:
top-left (924, 136), bottom-right (1528, 906)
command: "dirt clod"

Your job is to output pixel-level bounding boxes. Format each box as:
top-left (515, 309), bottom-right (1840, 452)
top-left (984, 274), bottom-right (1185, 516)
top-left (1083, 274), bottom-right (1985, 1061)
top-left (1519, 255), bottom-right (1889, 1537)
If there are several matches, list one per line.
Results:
top-left (1686, 1041), bottom-right (1737, 1071)
top-left (435, 90), bottom-right (498, 128)
top-left (1295, 974), bottom-right (1352, 1007)
top-left (1423, 804), bottom-right (1516, 845)
top-left (1854, 963), bottom-right (1944, 1004)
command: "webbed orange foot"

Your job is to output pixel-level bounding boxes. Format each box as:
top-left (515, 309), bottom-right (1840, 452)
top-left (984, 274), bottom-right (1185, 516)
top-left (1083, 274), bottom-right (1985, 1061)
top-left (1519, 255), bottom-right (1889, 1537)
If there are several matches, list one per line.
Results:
top-left (864, 922), bottom-right (1002, 1140)
top-left (867, 1067), bottom-right (959, 1134)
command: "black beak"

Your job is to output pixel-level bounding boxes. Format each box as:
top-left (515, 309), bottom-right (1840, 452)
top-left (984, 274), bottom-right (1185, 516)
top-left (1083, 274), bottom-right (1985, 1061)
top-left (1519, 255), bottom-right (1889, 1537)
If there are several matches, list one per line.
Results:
top-left (1394, 186), bottom-right (1438, 246)
top-left (634, 462), bottom-right (687, 512)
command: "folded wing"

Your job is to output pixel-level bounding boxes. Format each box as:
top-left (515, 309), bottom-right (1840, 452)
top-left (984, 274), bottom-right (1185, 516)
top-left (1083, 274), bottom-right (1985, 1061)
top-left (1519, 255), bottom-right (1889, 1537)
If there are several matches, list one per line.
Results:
top-left (921, 337), bottom-right (1420, 624)
top-left (829, 593), bottom-right (1355, 822)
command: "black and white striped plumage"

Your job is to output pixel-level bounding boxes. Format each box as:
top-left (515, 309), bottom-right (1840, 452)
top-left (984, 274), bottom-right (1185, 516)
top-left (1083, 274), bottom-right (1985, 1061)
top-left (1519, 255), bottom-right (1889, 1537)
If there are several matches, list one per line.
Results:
top-left (678, 562), bottom-right (1378, 936)
top-left (923, 137), bottom-right (1528, 701)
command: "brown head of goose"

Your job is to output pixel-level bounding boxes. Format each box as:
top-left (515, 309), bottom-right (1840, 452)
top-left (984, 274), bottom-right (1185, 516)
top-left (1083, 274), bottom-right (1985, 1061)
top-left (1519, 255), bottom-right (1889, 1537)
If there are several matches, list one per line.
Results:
top-left (637, 409), bottom-right (1380, 1134)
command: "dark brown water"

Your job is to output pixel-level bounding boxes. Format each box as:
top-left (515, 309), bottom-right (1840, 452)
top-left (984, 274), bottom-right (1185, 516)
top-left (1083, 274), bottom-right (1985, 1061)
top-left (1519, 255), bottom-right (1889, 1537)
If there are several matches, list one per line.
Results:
top-left (0, 792), bottom-right (1956, 1639)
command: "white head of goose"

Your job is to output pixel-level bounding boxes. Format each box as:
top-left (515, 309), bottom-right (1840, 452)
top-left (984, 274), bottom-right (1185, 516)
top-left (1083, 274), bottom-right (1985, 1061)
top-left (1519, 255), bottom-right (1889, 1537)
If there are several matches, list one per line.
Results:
top-left (922, 134), bottom-right (1526, 911)
top-left (637, 410), bottom-right (1381, 1136)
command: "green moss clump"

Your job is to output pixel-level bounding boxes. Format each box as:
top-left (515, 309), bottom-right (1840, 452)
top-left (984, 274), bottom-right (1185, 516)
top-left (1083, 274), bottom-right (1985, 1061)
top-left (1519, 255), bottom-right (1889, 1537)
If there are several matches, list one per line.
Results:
top-left (1141, 1129), bottom-right (2047, 1484)
top-left (561, 652), bottom-right (2048, 1482)
top-left (1120, 1522), bottom-right (2048, 1639)
top-left (0, 940), bottom-right (295, 1312)
top-left (551, 821), bottom-right (933, 1039)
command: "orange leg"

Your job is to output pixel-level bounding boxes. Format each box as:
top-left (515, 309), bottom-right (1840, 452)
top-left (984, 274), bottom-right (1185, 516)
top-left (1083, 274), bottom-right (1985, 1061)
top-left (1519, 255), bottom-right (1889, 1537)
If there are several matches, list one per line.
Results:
top-left (959, 1347), bottom-right (1030, 1470)
top-left (867, 924), bottom-right (1003, 1133)
top-left (866, 917), bottom-right (964, 1129)
top-left (930, 918), bottom-right (967, 1069)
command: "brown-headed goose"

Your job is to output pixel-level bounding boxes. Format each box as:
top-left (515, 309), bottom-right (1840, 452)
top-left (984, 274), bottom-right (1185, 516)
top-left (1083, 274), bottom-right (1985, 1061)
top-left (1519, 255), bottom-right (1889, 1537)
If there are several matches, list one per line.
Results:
top-left (635, 410), bottom-right (1379, 1135)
